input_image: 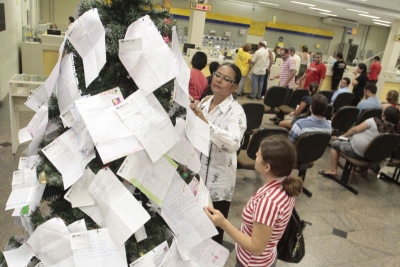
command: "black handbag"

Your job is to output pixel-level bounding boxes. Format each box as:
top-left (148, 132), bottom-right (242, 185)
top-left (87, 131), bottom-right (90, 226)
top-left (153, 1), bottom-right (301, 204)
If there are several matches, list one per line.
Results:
top-left (276, 208), bottom-right (311, 263)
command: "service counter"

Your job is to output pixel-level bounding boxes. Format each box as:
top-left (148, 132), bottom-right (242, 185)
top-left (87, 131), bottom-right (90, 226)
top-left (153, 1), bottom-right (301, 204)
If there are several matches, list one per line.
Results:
top-left (21, 33), bottom-right (64, 76)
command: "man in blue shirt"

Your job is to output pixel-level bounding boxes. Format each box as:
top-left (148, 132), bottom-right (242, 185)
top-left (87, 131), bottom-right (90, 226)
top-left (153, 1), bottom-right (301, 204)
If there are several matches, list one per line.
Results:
top-left (331, 77), bottom-right (351, 105)
top-left (356, 83), bottom-right (382, 117)
top-left (289, 94), bottom-right (332, 143)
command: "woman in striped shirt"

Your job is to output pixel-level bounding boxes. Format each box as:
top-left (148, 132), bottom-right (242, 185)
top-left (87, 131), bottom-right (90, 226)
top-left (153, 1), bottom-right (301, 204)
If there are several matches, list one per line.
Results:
top-left (205, 135), bottom-right (303, 267)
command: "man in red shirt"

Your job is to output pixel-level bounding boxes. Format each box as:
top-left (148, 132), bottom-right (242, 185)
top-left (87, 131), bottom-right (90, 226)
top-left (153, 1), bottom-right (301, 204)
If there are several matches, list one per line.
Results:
top-left (189, 51), bottom-right (208, 101)
top-left (296, 51), bottom-right (326, 90)
top-left (368, 56), bottom-right (382, 84)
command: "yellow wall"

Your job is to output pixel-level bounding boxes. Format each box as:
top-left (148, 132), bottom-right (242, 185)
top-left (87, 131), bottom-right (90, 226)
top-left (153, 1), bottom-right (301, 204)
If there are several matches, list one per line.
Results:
top-left (380, 82), bottom-right (400, 102)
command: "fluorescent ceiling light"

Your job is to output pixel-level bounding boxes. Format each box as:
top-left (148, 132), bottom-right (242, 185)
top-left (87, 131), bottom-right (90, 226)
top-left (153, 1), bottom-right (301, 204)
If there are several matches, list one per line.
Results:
top-left (347, 8), bottom-right (368, 14)
top-left (320, 12), bottom-right (337, 17)
top-left (309, 7), bottom-right (331, 12)
top-left (359, 13), bottom-right (380, 19)
top-left (224, 0), bottom-right (253, 5)
top-left (373, 22), bottom-right (390, 27)
top-left (290, 1), bottom-right (315, 6)
top-left (258, 1), bottom-right (279, 6)
top-left (373, 19), bottom-right (391, 24)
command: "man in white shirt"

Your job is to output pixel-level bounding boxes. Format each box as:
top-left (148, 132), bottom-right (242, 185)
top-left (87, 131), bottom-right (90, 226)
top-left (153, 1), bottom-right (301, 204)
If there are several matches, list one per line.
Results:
top-left (331, 77), bottom-right (351, 105)
top-left (289, 46), bottom-right (301, 77)
top-left (248, 41), bottom-right (269, 99)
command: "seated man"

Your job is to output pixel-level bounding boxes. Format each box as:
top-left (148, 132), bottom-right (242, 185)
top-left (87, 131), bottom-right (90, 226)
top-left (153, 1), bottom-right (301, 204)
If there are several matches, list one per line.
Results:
top-left (189, 51), bottom-right (208, 101)
top-left (356, 83), bottom-right (382, 117)
top-left (331, 77), bottom-right (351, 105)
top-left (288, 94), bottom-right (332, 143)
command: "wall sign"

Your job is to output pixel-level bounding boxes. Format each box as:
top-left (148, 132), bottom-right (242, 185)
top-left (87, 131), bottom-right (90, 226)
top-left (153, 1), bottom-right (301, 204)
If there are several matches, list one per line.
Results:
top-left (395, 35), bottom-right (400, 42)
top-left (190, 2), bottom-right (212, 12)
top-left (0, 3), bottom-right (5, 32)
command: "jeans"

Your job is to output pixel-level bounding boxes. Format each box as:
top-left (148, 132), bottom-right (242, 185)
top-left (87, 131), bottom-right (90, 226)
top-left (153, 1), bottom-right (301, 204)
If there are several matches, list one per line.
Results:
top-left (261, 71), bottom-right (270, 97)
top-left (251, 73), bottom-right (265, 98)
top-left (237, 76), bottom-right (246, 95)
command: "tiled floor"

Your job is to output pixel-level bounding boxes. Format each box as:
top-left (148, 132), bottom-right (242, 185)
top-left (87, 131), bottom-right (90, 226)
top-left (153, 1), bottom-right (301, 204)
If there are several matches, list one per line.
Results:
top-left (1, 95), bottom-right (400, 266)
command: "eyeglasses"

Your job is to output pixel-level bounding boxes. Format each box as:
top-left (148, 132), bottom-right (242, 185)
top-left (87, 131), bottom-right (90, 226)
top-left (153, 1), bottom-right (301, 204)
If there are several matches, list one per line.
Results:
top-left (213, 71), bottom-right (237, 84)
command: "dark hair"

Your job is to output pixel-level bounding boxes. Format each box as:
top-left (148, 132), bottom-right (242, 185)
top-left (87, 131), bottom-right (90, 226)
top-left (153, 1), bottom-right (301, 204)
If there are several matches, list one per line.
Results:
top-left (336, 52), bottom-right (343, 59)
top-left (365, 83), bottom-right (377, 94)
top-left (209, 61), bottom-right (220, 75)
top-left (342, 77), bottom-right (350, 85)
top-left (315, 51), bottom-right (323, 57)
top-left (308, 82), bottom-right (319, 95)
top-left (358, 63), bottom-right (368, 76)
top-left (218, 63), bottom-right (242, 84)
top-left (260, 135), bottom-right (303, 197)
top-left (281, 48), bottom-right (289, 55)
top-left (374, 56), bottom-right (380, 61)
top-left (302, 45), bottom-right (308, 52)
top-left (192, 51), bottom-right (208, 70)
top-left (387, 90), bottom-right (399, 104)
top-left (311, 94), bottom-right (328, 116)
top-left (383, 106), bottom-right (400, 125)
top-left (273, 46), bottom-right (281, 53)
top-left (69, 16), bottom-right (75, 23)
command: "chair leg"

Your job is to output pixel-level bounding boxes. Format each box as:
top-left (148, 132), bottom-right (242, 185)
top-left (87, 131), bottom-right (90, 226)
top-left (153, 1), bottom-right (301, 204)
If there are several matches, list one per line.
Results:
top-left (379, 167), bottom-right (400, 186)
top-left (327, 161), bottom-right (358, 195)
top-left (298, 163), bottom-right (312, 197)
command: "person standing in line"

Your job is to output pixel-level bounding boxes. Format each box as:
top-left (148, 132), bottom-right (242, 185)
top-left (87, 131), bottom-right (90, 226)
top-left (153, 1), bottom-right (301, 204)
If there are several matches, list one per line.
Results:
top-left (260, 42), bottom-right (274, 99)
top-left (288, 46), bottom-right (301, 79)
top-left (235, 43), bottom-right (253, 96)
top-left (367, 56), bottom-right (382, 84)
top-left (248, 41), bottom-right (269, 99)
top-left (205, 135), bottom-right (303, 267)
top-left (188, 51), bottom-right (209, 101)
top-left (269, 48), bottom-right (296, 89)
top-left (190, 63), bottom-right (246, 245)
top-left (273, 46), bottom-right (281, 61)
top-left (331, 53), bottom-right (347, 90)
top-left (296, 51), bottom-right (326, 90)
top-left (298, 45), bottom-right (310, 78)
top-left (351, 63), bottom-right (368, 106)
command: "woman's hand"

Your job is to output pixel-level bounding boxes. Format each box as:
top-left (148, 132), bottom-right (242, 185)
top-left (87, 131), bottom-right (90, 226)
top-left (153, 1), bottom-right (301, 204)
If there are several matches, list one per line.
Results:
top-left (331, 136), bottom-right (338, 141)
top-left (189, 102), bottom-right (208, 123)
top-left (289, 111), bottom-right (295, 116)
top-left (204, 206), bottom-right (227, 228)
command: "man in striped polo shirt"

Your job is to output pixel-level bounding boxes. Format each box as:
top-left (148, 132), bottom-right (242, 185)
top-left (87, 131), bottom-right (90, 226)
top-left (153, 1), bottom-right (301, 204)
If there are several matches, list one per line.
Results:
top-left (289, 94), bottom-right (332, 143)
top-left (269, 48), bottom-right (297, 123)
top-left (269, 48), bottom-right (296, 89)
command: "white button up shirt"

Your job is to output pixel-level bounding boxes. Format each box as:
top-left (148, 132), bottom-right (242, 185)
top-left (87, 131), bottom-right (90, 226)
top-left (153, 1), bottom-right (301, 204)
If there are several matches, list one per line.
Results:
top-left (198, 95), bottom-right (247, 202)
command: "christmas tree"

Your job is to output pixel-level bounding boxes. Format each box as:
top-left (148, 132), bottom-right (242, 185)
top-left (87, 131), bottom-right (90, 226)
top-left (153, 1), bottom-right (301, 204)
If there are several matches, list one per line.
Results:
top-left (0, 0), bottom-right (199, 265)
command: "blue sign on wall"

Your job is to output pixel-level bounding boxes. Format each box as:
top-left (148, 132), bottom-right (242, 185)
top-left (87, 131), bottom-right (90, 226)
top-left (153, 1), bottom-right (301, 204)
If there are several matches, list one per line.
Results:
top-left (347, 28), bottom-right (352, 34)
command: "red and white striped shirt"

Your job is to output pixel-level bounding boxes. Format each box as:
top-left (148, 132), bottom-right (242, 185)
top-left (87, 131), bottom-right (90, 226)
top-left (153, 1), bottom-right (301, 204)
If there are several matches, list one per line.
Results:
top-left (236, 178), bottom-right (295, 267)
top-left (279, 56), bottom-right (296, 89)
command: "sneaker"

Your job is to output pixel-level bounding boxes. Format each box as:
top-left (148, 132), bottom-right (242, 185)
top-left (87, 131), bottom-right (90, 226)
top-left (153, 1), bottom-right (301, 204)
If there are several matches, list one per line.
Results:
top-left (269, 117), bottom-right (278, 121)
top-left (261, 96), bottom-right (264, 99)
top-left (237, 93), bottom-right (244, 96)
top-left (256, 96), bottom-right (262, 99)
top-left (247, 96), bottom-right (255, 99)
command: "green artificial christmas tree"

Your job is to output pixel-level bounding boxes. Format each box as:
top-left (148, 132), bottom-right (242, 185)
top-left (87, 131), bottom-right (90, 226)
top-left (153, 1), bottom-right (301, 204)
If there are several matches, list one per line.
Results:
top-left (0, 0), bottom-right (196, 265)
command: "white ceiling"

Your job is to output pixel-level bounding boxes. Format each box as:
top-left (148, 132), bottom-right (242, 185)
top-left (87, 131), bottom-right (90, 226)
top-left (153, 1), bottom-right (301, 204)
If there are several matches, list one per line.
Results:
top-left (224, 0), bottom-right (400, 27)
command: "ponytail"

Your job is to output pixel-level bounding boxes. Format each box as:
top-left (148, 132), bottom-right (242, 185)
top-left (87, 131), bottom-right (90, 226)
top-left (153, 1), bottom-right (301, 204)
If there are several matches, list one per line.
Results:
top-left (308, 82), bottom-right (319, 95)
top-left (282, 175), bottom-right (303, 197)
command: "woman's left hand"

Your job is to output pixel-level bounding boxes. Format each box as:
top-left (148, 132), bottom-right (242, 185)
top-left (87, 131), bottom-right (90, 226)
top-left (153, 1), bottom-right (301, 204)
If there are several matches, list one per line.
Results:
top-left (204, 206), bottom-right (227, 228)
